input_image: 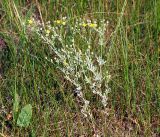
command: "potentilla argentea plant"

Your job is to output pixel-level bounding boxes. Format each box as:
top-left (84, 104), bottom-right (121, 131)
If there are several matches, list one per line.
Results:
top-left (27, 17), bottom-right (111, 119)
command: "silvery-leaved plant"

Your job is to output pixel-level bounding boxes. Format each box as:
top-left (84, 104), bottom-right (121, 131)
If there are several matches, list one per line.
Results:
top-left (27, 17), bottom-right (111, 119)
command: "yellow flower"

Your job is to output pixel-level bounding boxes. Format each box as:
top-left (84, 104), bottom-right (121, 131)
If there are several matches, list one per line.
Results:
top-left (63, 60), bottom-right (68, 66)
top-left (88, 23), bottom-right (97, 28)
top-left (28, 19), bottom-right (33, 25)
top-left (62, 21), bottom-right (66, 25)
top-left (45, 29), bottom-right (50, 34)
top-left (55, 20), bottom-right (62, 24)
top-left (54, 19), bottom-right (66, 25)
top-left (81, 23), bottom-right (87, 27)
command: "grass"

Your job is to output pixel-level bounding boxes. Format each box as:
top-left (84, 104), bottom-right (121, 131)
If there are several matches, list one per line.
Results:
top-left (0, 0), bottom-right (160, 136)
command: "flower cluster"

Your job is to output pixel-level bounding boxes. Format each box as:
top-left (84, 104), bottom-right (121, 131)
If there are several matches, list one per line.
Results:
top-left (54, 17), bottom-right (66, 25)
top-left (27, 17), bottom-right (111, 118)
top-left (79, 19), bottom-right (97, 28)
top-left (28, 19), bottom-right (33, 25)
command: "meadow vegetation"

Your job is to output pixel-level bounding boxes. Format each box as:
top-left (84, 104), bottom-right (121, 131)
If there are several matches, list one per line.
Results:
top-left (0, 0), bottom-right (160, 136)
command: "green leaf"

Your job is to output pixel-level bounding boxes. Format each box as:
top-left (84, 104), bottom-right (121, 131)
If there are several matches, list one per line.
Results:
top-left (17, 104), bottom-right (32, 127)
